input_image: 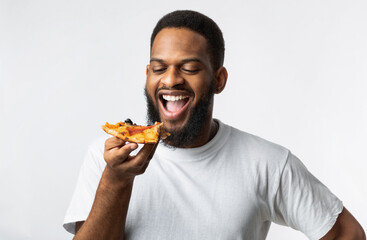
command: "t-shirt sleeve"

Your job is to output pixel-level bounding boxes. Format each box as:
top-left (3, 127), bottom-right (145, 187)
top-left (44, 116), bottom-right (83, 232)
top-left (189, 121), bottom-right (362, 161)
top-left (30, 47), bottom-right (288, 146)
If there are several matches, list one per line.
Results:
top-left (271, 153), bottom-right (343, 240)
top-left (63, 140), bottom-right (106, 234)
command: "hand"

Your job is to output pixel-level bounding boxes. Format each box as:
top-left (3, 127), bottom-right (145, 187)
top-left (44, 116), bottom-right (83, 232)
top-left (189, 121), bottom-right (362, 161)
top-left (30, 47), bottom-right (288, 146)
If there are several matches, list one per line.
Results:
top-left (103, 137), bottom-right (158, 185)
top-left (74, 137), bottom-right (158, 239)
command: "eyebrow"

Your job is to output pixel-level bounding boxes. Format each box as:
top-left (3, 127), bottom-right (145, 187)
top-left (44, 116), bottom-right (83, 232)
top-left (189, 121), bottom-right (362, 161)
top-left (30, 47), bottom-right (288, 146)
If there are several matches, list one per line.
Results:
top-left (150, 57), bottom-right (203, 64)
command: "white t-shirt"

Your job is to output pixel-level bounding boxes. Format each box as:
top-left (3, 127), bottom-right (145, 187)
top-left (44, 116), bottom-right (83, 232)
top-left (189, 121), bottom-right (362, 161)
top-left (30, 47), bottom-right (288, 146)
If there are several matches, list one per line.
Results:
top-left (63, 120), bottom-right (343, 240)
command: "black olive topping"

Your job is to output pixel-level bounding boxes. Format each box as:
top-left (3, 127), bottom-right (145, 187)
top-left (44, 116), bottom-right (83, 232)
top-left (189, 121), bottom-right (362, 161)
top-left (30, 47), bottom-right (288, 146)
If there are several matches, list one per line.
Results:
top-left (124, 118), bottom-right (134, 125)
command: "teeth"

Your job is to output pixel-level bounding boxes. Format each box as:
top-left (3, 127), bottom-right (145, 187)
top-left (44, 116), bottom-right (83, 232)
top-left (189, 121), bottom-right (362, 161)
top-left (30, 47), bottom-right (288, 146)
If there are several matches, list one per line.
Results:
top-left (162, 95), bottom-right (189, 101)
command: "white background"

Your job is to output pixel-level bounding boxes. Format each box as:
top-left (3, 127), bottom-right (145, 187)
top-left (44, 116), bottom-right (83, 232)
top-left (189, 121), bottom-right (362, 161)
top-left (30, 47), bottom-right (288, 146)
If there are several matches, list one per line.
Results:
top-left (1, 0), bottom-right (366, 239)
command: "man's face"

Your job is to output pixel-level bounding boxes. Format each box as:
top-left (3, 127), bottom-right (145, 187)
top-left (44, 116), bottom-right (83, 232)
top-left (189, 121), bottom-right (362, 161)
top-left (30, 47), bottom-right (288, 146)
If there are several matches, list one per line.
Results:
top-left (145, 28), bottom-right (215, 147)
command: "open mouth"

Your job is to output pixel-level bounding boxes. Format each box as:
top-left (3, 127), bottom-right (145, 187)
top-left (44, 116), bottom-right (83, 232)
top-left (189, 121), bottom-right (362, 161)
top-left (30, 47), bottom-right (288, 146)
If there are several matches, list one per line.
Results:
top-left (158, 91), bottom-right (191, 120)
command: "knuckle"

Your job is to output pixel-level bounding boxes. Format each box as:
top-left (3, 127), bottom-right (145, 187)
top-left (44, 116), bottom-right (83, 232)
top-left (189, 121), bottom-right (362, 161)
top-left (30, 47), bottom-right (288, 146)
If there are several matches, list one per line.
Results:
top-left (103, 152), bottom-right (110, 162)
top-left (104, 138), bottom-right (113, 149)
top-left (109, 161), bottom-right (119, 168)
top-left (104, 153), bottom-right (124, 168)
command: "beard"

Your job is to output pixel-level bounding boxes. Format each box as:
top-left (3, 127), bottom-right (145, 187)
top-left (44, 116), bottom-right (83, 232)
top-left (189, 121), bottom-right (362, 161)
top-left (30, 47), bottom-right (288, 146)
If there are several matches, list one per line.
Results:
top-left (144, 83), bottom-right (215, 148)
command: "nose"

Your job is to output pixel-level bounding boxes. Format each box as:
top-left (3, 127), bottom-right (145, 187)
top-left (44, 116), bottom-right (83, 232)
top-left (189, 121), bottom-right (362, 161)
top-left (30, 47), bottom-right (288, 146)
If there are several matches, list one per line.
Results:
top-left (161, 66), bottom-right (184, 87)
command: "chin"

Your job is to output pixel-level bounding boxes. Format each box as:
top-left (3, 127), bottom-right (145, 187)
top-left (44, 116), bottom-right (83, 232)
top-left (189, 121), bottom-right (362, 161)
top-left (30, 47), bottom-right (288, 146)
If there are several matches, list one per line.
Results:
top-left (160, 116), bottom-right (190, 132)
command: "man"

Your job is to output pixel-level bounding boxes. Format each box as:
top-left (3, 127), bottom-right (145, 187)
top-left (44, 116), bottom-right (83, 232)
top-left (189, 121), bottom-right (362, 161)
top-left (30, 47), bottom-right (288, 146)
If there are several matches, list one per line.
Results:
top-left (64, 10), bottom-right (365, 239)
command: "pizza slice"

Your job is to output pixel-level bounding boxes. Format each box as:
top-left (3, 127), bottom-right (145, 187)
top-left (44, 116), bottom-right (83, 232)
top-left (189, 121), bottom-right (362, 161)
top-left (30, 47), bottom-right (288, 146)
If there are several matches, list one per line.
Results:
top-left (102, 121), bottom-right (170, 144)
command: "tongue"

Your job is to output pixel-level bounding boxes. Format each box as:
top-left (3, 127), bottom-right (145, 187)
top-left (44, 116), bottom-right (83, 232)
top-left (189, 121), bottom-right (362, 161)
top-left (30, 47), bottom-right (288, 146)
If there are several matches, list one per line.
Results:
top-left (166, 100), bottom-right (186, 112)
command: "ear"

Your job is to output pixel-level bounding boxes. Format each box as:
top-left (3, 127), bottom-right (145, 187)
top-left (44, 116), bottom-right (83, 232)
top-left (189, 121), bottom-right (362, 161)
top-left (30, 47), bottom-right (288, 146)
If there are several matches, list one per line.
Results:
top-left (214, 66), bottom-right (228, 94)
top-left (146, 64), bottom-right (150, 77)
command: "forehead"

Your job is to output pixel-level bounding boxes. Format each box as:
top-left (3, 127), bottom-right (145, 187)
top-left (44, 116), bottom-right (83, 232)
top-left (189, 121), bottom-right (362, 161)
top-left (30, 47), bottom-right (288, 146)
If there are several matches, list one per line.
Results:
top-left (151, 28), bottom-right (209, 60)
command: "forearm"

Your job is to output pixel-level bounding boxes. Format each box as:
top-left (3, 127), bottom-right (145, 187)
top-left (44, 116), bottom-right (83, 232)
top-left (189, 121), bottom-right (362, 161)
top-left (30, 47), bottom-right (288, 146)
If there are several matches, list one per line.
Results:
top-left (74, 167), bottom-right (134, 240)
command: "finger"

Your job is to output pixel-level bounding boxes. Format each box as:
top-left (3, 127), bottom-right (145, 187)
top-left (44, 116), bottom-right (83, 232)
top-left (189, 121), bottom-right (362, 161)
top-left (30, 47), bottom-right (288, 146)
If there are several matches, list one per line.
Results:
top-left (105, 137), bottom-right (126, 151)
top-left (136, 159), bottom-right (151, 175)
top-left (125, 143), bottom-right (156, 168)
top-left (124, 151), bottom-right (153, 176)
top-left (115, 142), bottom-right (138, 158)
top-left (147, 142), bottom-right (158, 161)
top-left (106, 143), bottom-right (138, 167)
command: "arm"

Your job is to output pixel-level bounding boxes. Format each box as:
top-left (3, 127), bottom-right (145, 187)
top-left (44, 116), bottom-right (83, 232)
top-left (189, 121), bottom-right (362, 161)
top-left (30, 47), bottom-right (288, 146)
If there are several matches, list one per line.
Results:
top-left (75, 221), bottom-right (84, 233)
top-left (321, 207), bottom-right (366, 240)
top-left (73, 137), bottom-right (157, 240)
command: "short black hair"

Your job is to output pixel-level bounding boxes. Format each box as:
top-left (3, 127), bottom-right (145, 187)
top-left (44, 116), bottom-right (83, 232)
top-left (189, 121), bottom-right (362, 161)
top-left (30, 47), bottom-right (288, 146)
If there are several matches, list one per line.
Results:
top-left (150, 10), bottom-right (225, 71)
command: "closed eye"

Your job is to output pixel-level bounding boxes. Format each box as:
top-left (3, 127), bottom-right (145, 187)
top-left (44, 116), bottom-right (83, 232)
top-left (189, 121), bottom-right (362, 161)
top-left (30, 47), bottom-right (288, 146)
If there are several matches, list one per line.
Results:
top-left (152, 68), bottom-right (167, 74)
top-left (181, 68), bottom-right (200, 74)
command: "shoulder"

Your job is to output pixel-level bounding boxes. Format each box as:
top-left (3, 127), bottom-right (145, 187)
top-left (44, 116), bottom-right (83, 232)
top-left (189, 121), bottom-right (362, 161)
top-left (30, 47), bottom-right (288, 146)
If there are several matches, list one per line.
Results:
top-left (224, 122), bottom-right (291, 165)
top-left (217, 121), bottom-right (292, 187)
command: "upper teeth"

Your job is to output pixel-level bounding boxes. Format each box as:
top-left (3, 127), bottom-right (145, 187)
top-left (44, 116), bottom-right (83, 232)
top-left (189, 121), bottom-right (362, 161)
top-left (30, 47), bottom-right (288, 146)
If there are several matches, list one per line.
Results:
top-left (162, 95), bottom-right (189, 101)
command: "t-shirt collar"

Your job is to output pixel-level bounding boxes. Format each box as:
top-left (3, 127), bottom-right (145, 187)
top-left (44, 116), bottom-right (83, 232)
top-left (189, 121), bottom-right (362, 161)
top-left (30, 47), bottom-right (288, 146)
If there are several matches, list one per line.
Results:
top-left (156, 119), bottom-right (230, 162)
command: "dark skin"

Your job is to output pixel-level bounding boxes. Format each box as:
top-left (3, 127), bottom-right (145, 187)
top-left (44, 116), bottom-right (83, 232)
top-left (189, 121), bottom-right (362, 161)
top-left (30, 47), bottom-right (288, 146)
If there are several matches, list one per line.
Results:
top-left (73, 28), bottom-right (365, 239)
top-left (321, 208), bottom-right (365, 240)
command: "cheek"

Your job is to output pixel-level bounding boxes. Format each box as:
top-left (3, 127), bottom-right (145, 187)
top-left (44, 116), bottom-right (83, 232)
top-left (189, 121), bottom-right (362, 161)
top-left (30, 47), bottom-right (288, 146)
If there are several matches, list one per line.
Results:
top-left (146, 78), bottom-right (159, 101)
top-left (192, 76), bottom-right (213, 98)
